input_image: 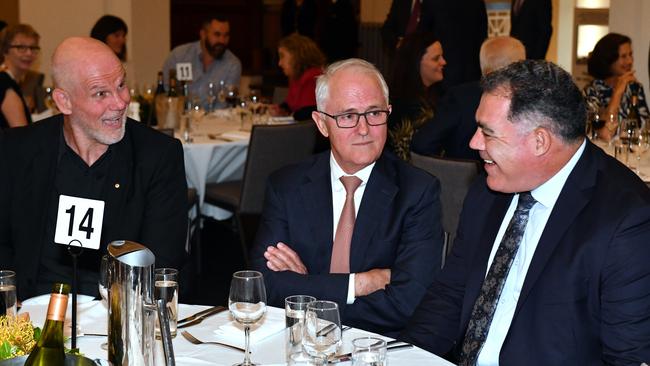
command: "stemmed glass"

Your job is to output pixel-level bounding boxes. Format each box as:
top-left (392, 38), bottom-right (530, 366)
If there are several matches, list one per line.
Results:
top-left (98, 255), bottom-right (110, 350)
top-left (228, 270), bottom-right (267, 366)
top-left (302, 300), bottom-right (342, 365)
top-left (207, 82), bottom-right (218, 113)
top-left (631, 125), bottom-right (650, 176)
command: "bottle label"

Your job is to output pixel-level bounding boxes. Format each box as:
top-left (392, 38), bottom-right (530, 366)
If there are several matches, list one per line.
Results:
top-left (47, 293), bottom-right (69, 321)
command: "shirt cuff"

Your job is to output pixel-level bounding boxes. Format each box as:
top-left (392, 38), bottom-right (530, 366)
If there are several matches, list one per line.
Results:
top-left (346, 273), bottom-right (356, 304)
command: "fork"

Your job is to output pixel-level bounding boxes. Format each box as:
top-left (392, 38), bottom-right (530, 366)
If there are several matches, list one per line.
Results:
top-left (181, 331), bottom-right (246, 353)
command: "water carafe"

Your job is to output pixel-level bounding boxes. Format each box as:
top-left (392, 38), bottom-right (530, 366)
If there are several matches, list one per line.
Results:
top-left (106, 240), bottom-right (175, 366)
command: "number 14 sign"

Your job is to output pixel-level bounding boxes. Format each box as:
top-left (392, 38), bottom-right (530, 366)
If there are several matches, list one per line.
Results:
top-left (54, 195), bottom-right (105, 250)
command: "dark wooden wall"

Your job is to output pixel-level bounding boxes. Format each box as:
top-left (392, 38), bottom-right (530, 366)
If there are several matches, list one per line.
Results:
top-left (170, 0), bottom-right (269, 75)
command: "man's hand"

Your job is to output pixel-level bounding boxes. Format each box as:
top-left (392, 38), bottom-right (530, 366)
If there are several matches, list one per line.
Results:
top-left (264, 242), bottom-right (308, 274)
top-left (355, 268), bottom-right (391, 297)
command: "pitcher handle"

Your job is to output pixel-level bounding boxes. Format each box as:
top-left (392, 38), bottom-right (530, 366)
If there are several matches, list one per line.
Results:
top-left (156, 298), bottom-right (176, 366)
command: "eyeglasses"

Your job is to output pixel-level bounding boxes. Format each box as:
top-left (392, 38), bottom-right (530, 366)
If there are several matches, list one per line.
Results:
top-left (318, 110), bottom-right (390, 129)
top-left (8, 45), bottom-right (40, 53)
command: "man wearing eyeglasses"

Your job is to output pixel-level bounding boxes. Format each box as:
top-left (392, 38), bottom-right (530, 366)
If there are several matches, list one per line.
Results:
top-left (251, 58), bottom-right (444, 337)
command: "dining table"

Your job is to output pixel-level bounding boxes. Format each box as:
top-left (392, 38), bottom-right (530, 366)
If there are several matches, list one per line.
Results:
top-left (18, 297), bottom-right (455, 366)
top-left (593, 138), bottom-right (650, 184)
top-left (180, 110), bottom-right (297, 220)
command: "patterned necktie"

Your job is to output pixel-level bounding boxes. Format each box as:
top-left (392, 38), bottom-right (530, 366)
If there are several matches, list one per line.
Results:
top-left (405, 0), bottom-right (422, 35)
top-left (330, 175), bottom-right (363, 273)
top-left (459, 192), bottom-right (537, 366)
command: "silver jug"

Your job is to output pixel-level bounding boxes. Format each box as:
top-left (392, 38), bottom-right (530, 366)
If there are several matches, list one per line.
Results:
top-left (107, 240), bottom-right (175, 366)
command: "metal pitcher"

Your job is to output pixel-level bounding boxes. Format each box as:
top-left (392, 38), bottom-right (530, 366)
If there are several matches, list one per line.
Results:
top-left (107, 240), bottom-right (175, 366)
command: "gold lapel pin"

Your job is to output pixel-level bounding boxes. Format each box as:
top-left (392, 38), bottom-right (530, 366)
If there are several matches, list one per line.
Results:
top-left (114, 183), bottom-right (120, 189)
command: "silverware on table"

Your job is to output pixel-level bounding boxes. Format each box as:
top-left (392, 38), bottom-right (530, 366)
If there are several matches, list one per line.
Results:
top-left (177, 305), bottom-right (226, 326)
top-left (181, 331), bottom-right (246, 353)
top-left (328, 342), bottom-right (413, 363)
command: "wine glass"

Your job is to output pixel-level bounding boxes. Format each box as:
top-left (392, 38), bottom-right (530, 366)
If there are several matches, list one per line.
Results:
top-left (98, 255), bottom-right (109, 350)
top-left (207, 82), bottom-right (218, 113)
top-left (228, 270), bottom-right (267, 366)
top-left (302, 300), bottom-right (342, 365)
top-left (632, 126), bottom-right (650, 176)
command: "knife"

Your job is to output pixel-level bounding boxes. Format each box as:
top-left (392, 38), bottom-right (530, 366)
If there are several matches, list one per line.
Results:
top-left (177, 306), bottom-right (226, 325)
top-left (328, 343), bottom-right (413, 363)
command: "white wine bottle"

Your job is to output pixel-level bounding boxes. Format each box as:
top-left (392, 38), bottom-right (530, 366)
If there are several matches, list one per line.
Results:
top-left (25, 283), bottom-right (70, 366)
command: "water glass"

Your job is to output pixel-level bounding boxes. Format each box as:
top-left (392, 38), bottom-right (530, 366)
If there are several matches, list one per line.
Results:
top-left (154, 268), bottom-right (179, 338)
top-left (0, 270), bottom-right (16, 318)
top-left (302, 300), bottom-right (342, 365)
top-left (285, 295), bottom-right (316, 359)
top-left (352, 337), bottom-right (387, 366)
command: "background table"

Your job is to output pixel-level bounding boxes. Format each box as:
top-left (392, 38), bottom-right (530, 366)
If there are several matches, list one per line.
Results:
top-left (181, 113), bottom-right (250, 220)
top-left (19, 300), bottom-right (455, 366)
top-left (593, 139), bottom-right (650, 183)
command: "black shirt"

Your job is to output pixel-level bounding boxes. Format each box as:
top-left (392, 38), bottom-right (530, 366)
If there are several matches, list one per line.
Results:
top-left (37, 128), bottom-right (114, 296)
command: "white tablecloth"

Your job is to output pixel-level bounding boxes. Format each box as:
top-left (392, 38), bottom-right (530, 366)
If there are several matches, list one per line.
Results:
top-left (181, 114), bottom-right (250, 220)
top-left (593, 139), bottom-right (650, 182)
top-left (18, 300), bottom-right (455, 366)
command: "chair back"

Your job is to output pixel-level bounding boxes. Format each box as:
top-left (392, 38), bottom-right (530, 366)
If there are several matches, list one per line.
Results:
top-left (239, 121), bottom-right (319, 214)
top-left (410, 153), bottom-right (480, 254)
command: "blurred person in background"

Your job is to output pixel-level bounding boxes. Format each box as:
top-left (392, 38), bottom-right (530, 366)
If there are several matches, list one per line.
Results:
top-left (0, 23), bottom-right (39, 129)
top-left (90, 15), bottom-right (128, 62)
top-left (163, 16), bottom-right (241, 110)
top-left (583, 33), bottom-right (649, 141)
top-left (387, 32), bottom-right (445, 160)
top-left (273, 33), bottom-right (325, 121)
top-left (411, 36), bottom-right (525, 161)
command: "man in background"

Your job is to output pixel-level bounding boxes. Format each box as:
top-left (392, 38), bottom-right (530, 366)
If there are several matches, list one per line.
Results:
top-left (162, 16), bottom-right (241, 109)
top-left (412, 36), bottom-right (525, 160)
top-left (510, 0), bottom-right (552, 60)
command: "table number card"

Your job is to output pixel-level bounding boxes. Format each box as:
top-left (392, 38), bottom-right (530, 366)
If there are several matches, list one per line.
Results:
top-left (176, 62), bottom-right (193, 81)
top-left (54, 195), bottom-right (105, 250)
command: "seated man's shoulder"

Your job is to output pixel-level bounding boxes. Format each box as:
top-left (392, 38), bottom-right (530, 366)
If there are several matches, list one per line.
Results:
top-left (268, 153), bottom-right (322, 188)
top-left (168, 41), bottom-right (199, 59)
top-left (125, 120), bottom-right (182, 153)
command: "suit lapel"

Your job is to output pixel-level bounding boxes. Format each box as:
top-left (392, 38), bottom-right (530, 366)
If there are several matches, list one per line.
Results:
top-left (100, 123), bottom-right (134, 248)
top-left (300, 153), bottom-right (334, 274)
top-left (513, 143), bottom-right (596, 316)
top-left (350, 156), bottom-right (397, 272)
top-left (460, 191), bottom-right (513, 328)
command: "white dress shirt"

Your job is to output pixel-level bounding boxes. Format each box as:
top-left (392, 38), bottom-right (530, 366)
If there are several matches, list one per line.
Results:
top-left (477, 140), bottom-right (586, 365)
top-left (329, 153), bottom-right (375, 304)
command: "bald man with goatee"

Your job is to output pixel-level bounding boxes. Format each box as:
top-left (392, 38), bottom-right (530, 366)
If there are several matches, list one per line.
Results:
top-left (0, 37), bottom-right (188, 300)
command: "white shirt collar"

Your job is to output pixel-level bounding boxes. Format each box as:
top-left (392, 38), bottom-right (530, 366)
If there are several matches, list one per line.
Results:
top-left (530, 139), bottom-right (586, 209)
top-left (329, 153), bottom-right (375, 192)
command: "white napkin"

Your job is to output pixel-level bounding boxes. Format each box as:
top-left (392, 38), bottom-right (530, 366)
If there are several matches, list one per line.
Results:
top-left (270, 116), bottom-right (295, 124)
top-left (220, 130), bottom-right (251, 141)
top-left (212, 306), bottom-right (285, 347)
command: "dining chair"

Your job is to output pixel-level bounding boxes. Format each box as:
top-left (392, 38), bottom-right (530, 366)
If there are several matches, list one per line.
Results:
top-left (157, 127), bottom-right (203, 273)
top-left (410, 152), bottom-right (480, 266)
top-left (204, 121), bottom-right (319, 265)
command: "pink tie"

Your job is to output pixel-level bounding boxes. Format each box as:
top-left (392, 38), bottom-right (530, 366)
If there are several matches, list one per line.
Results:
top-left (330, 176), bottom-right (363, 273)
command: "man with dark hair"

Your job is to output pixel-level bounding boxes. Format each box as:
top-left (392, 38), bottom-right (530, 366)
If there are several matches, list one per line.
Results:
top-left (162, 17), bottom-right (241, 109)
top-left (402, 60), bottom-right (650, 364)
top-left (0, 37), bottom-right (188, 299)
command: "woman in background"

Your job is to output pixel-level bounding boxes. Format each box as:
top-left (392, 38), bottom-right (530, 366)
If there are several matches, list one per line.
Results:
top-left (387, 32), bottom-right (446, 159)
top-left (275, 33), bottom-right (326, 121)
top-left (0, 24), bottom-right (39, 129)
top-left (584, 33), bottom-right (649, 141)
top-left (91, 15), bottom-right (128, 62)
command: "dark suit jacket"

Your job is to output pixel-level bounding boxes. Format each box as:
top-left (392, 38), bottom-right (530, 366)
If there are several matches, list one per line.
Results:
top-left (401, 141), bottom-right (650, 364)
top-left (0, 115), bottom-right (188, 300)
top-left (422, 0), bottom-right (487, 88)
top-left (251, 151), bottom-right (444, 337)
top-left (411, 81), bottom-right (481, 160)
top-left (510, 0), bottom-right (552, 60)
